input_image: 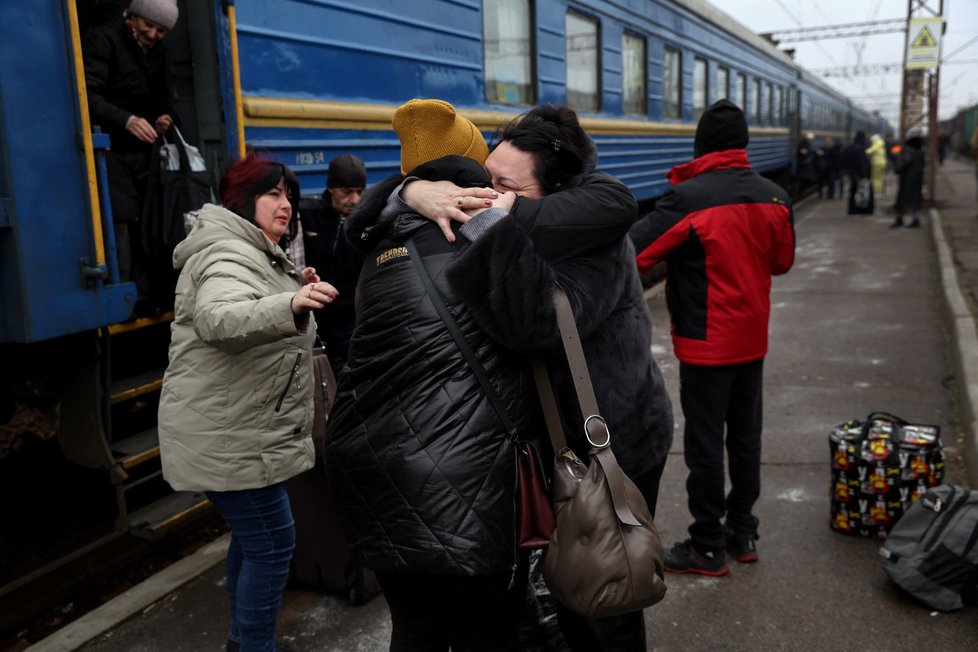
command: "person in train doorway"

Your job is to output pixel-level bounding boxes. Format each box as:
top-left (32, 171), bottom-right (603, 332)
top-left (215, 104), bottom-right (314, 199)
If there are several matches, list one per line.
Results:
top-left (299, 154), bottom-right (367, 375)
top-left (866, 134), bottom-right (888, 198)
top-left (389, 103), bottom-right (674, 652)
top-left (891, 130), bottom-right (926, 229)
top-left (158, 152), bottom-right (339, 652)
top-left (82, 0), bottom-right (179, 317)
top-left (325, 99), bottom-right (534, 652)
top-left (629, 99), bottom-right (795, 577)
top-left (843, 131), bottom-right (874, 216)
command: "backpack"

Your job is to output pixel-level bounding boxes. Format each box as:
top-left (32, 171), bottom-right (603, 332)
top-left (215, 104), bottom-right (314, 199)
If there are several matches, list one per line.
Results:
top-left (879, 484), bottom-right (978, 611)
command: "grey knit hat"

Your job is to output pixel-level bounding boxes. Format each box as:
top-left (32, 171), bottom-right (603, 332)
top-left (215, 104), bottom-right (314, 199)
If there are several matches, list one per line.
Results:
top-left (128, 0), bottom-right (179, 30)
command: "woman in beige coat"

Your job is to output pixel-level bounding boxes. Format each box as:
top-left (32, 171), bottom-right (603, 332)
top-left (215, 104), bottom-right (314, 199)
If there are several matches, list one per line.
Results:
top-left (158, 152), bottom-right (337, 652)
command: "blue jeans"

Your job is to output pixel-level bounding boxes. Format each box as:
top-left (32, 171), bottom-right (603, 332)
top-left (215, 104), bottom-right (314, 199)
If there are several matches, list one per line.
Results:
top-left (207, 484), bottom-right (296, 652)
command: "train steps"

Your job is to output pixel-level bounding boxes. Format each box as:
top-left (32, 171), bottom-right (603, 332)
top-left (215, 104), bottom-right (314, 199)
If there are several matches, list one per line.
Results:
top-left (104, 312), bottom-right (215, 539)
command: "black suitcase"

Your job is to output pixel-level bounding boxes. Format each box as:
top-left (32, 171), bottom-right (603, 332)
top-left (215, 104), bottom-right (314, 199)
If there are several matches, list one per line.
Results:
top-left (286, 457), bottom-right (380, 603)
top-left (286, 346), bottom-right (380, 603)
top-left (829, 411), bottom-right (945, 538)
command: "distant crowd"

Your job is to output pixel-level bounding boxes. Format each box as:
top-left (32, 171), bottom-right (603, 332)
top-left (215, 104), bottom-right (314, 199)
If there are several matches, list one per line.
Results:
top-left (795, 128), bottom-right (949, 228)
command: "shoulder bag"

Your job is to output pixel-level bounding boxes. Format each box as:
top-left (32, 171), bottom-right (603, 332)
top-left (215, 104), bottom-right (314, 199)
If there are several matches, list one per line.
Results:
top-left (310, 338), bottom-right (338, 457)
top-left (536, 287), bottom-right (667, 619)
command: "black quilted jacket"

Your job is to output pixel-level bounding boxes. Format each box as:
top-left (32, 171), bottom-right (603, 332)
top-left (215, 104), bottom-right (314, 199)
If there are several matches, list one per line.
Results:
top-left (324, 160), bottom-right (530, 577)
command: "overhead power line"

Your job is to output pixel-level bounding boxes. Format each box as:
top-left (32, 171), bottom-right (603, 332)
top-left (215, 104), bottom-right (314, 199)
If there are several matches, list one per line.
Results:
top-left (761, 18), bottom-right (905, 43)
top-left (811, 59), bottom-right (978, 78)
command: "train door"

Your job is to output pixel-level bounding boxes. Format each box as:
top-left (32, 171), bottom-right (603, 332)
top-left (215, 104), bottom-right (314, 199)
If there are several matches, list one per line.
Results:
top-left (789, 85), bottom-right (802, 177)
top-left (0, 0), bottom-right (233, 628)
top-left (67, 0), bottom-right (229, 531)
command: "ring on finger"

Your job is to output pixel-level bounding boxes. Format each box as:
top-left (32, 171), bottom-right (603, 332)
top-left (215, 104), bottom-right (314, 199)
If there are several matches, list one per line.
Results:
top-left (457, 197), bottom-right (463, 207)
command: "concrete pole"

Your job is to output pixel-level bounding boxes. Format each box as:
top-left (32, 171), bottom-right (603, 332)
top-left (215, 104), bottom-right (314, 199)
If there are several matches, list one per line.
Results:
top-left (898, 0), bottom-right (913, 141)
top-left (927, 69), bottom-right (940, 206)
top-left (926, 0), bottom-right (943, 207)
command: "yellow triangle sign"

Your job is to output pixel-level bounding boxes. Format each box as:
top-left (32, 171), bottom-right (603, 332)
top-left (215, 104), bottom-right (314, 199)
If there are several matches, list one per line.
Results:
top-left (912, 25), bottom-right (937, 48)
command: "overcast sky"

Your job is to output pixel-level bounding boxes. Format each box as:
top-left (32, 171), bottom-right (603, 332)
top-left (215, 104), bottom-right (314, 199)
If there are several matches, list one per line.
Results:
top-left (714, 0), bottom-right (978, 124)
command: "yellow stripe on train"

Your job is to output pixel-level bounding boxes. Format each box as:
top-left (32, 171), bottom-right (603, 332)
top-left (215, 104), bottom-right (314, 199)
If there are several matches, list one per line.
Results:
top-left (242, 97), bottom-right (790, 138)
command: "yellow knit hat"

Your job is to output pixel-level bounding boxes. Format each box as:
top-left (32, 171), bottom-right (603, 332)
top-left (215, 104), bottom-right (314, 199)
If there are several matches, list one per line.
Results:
top-left (393, 99), bottom-right (489, 175)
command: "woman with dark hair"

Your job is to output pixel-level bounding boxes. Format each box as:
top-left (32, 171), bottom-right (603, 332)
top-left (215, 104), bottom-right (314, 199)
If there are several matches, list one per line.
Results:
top-left (158, 152), bottom-right (337, 652)
top-left (398, 104), bottom-right (673, 651)
top-left (892, 131), bottom-right (925, 228)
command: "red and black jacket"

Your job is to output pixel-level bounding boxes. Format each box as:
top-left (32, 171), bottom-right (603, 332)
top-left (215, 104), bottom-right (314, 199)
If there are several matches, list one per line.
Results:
top-left (629, 148), bottom-right (795, 366)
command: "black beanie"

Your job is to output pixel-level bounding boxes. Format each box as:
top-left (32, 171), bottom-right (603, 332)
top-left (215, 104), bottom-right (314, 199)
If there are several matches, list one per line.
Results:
top-left (326, 153), bottom-right (367, 188)
top-left (694, 99), bottom-right (749, 158)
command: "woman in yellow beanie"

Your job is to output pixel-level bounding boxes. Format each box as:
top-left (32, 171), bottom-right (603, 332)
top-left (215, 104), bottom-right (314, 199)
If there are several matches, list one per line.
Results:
top-left (396, 104), bottom-right (673, 651)
top-left (325, 98), bottom-right (532, 651)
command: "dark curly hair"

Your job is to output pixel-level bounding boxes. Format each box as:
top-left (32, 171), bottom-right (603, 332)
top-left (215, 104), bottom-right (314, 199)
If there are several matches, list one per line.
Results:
top-left (219, 151), bottom-right (301, 246)
top-left (491, 104), bottom-right (597, 194)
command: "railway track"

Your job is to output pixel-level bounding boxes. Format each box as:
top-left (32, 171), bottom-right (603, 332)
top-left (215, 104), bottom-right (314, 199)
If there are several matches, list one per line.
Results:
top-left (1, 509), bottom-right (222, 648)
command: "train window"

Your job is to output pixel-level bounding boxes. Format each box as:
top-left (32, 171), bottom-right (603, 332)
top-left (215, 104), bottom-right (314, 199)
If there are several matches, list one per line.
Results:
top-left (716, 66), bottom-right (729, 101)
top-left (622, 32), bottom-right (647, 115)
top-left (484, 0), bottom-right (535, 105)
top-left (750, 78), bottom-right (760, 125)
top-left (662, 46), bottom-right (681, 119)
top-left (760, 82), bottom-right (769, 126)
top-left (735, 73), bottom-right (746, 113)
top-left (693, 57), bottom-right (707, 120)
top-left (566, 12), bottom-right (599, 112)
top-left (773, 86), bottom-right (783, 126)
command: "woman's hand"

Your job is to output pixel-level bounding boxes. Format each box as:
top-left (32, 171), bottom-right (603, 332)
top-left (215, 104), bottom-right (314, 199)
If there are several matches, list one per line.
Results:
top-left (154, 114), bottom-right (173, 135)
top-left (291, 281), bottom-right (339, 315)
top-left (402, 180), bottom-right (498, 242)
top-left (300, 267), bottom-right (320, 285)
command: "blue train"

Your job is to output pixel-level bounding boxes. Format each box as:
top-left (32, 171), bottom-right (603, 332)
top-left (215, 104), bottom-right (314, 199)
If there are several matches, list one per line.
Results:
top-left (0, 0), bottom-right (886, 615)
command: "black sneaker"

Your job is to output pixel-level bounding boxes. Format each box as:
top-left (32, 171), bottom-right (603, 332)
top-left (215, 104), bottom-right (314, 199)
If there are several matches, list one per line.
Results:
top-left (663, 539), bottom-right (730, 576)
top-left (725, 527), bottom-right (758, 563)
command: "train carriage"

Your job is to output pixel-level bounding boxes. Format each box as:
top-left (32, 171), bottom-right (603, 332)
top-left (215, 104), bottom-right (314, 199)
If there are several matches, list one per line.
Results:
top-left (0, 0), bottom-right (887, 629)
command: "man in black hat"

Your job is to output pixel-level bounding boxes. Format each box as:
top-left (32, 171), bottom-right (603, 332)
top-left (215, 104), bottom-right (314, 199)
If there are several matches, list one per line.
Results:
top-left (630, 99), bottom-right (795, 576)
top-left (300, 154), bottom-right (367, 373)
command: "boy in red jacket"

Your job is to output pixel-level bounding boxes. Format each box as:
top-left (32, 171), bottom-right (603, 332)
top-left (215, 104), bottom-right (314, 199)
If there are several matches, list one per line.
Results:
top-left (630, 99), bottom-right (795, 575)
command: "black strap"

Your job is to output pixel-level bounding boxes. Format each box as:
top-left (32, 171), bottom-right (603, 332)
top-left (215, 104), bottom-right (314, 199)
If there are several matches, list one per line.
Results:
top-left (405, 239), bottom-right (515, 435)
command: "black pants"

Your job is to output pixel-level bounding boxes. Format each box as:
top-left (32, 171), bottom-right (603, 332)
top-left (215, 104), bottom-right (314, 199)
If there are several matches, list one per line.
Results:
top-left (551, 458), bottom-right (663, 652)
top-left (556, 604), bottom-right (646, 652)
top-left (377, 562), bottom-right (528, 652)
top-left (680, 359), bottom-right (764, 550)
top-left (106, 150), bottom-right (150, 289)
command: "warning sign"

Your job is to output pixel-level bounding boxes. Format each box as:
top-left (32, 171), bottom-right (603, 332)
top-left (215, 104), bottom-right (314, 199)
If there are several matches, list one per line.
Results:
top-left (911, 26), bottom-right (937, 48)
top-left (906, 16), bottom-right (943, 69)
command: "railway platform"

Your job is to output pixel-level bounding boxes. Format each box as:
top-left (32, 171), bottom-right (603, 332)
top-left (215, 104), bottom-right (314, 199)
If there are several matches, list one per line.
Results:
top-left (29, 157), bottom-right (978, 652)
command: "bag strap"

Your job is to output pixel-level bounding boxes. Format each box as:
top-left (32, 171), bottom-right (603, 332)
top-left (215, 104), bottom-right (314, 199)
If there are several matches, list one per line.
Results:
top-left (866, 411), bottom-right (908, 426)
top-left (405, 239), bottom-right (516, 437)
top-left (533, 286), bottom-right (641, 526)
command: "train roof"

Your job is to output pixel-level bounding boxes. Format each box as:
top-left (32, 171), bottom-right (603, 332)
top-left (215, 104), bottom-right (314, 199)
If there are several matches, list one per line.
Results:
top-left (676, 0), bottom-right (868, 113)
top-left (673, 0), bottom-right (797, 68)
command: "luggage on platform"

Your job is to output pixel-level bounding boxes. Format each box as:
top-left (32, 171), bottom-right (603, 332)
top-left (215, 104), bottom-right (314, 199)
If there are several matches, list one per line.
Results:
top-left (285, 346), bottom-right (380, 604)
top-left (829, 412), bottom-right (944, 538)
top-left (286, 456), bottom-right (380, 603)
top-left (880, 484), bottom-right (978, 611)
